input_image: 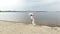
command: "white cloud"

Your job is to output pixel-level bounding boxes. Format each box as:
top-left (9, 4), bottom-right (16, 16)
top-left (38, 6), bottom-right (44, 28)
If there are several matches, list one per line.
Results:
top-left (27, 0), bottom-right (60, 11)
top-left (0, 0), bottom-right (60, 11)
top-left (40, 0), bottom-right (56, 5)
top-left (47, 4), bottom-right (60, 11)
top-left (0, 0), bottom-right (26, 11)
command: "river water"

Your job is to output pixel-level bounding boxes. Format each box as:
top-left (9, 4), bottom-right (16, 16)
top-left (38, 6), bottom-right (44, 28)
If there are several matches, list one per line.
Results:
top-left (0, 11), bottom-right (60, 26)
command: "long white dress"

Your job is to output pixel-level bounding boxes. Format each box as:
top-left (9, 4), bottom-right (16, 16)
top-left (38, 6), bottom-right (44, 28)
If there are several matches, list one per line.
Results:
top-left (30, 15), bottom-right (36, 26)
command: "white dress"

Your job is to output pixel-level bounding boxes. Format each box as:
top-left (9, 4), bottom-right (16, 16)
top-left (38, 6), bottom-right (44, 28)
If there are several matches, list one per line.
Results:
top-left (30, 16), bottom-right (36, 26)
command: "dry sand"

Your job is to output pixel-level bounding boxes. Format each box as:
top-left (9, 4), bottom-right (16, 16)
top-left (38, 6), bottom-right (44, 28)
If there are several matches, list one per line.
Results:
top-left (0, 21), bottom-right (60, 34)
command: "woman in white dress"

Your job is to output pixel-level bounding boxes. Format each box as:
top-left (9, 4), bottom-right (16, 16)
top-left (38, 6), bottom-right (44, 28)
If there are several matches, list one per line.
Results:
top-left (29, 13), bottom-right (36, 26)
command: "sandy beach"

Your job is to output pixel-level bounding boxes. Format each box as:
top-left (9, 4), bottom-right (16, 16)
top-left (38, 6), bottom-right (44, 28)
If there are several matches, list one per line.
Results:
top-left (0, 21), bottom-right (60, 34)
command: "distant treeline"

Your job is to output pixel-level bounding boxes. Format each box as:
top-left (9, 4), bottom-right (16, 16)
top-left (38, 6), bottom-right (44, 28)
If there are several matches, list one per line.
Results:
top-left (0, 11), bottom-right (48, 12)
top-left (0, 11), bottom-right (60, 12)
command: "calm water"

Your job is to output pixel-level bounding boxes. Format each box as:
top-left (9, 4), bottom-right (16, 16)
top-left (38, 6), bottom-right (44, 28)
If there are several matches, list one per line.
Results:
top-left (0, 11), bottom-right (60, 26)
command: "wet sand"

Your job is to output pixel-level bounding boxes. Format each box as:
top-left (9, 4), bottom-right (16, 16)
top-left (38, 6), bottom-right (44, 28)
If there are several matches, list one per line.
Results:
top-left (0, 21), bottom-right (60, 34)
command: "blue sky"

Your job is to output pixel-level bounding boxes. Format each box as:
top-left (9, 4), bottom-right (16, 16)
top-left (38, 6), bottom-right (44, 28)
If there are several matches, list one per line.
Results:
top-left (0, 0), bottom-right (59, 11)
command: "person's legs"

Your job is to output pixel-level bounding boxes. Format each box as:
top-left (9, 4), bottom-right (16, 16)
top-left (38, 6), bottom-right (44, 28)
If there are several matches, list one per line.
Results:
top-left (31, 18), bottom-right (36, 26)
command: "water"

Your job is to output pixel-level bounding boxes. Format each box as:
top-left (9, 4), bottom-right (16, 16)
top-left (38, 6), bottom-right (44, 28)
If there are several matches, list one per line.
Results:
top-left (0, 11), bottom-right (60, 26)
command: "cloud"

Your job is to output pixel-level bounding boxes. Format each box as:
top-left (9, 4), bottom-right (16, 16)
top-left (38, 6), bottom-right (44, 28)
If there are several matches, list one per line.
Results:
top-left (26, 0), bottom-right (60, 11)
top-left (46, 4), bottom-right (60, 11)
top-left (22, 0), bottom-right (60, 11)
top-left (0, 0), bottom-right (60, 11)
top-left (0, 0), bottom-right (27, 11)
top-left (40, 0), bottom-right (56, 5)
